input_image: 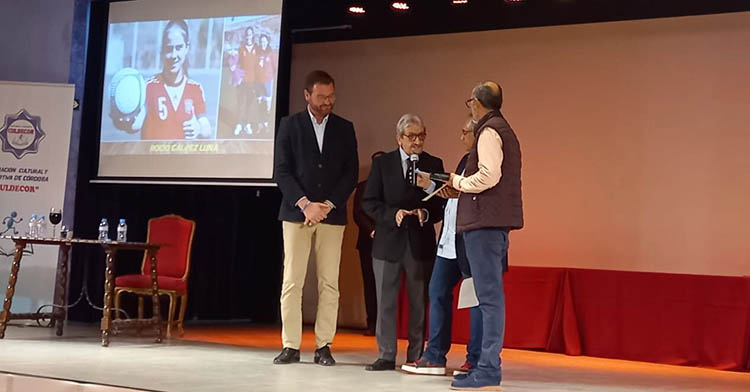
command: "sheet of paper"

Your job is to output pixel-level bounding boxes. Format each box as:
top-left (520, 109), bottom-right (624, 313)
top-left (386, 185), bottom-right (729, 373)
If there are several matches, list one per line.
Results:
top-left (457, 277), bottom-right (479, 309)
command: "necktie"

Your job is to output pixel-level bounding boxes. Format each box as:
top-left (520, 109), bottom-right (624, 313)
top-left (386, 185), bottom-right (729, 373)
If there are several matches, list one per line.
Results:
top-left (405, 158), bottom-right (414, 185)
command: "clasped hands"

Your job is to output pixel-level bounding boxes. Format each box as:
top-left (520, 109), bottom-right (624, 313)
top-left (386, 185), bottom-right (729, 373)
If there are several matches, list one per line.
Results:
top-left (395, 208), bottom-right (427, 227)
top-left (302, 201), bottom-right (332, 226)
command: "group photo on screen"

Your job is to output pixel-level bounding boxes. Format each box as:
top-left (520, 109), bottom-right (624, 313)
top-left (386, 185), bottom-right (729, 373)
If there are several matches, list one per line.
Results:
top-left (217, 16), bottom-right (280, 140)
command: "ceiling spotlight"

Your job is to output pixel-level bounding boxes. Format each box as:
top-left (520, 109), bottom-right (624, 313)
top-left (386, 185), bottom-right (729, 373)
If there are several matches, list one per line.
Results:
top-left (391, 2), bottom-right (410, 11)
top-left (348, 5), bottom-right (366, 15)
top-left (452, 0), bottom-right (469, 4)
top-left (504, 0), bottom-right (525, 3)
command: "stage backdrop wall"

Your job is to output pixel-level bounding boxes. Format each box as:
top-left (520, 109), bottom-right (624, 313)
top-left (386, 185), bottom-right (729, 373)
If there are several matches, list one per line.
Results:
top-left (0, 81), bottom-right (75, 314)
top-left (289, 11), bottom-right (750, 328)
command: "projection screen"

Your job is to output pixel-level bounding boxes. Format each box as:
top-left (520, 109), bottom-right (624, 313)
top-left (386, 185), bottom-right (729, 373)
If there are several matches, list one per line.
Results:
top-left (98, 0), bottom-right (282, 181)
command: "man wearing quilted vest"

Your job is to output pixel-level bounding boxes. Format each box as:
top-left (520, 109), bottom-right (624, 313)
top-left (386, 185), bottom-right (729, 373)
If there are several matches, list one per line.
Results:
top-left (448, 81), bottom-right (523, 391)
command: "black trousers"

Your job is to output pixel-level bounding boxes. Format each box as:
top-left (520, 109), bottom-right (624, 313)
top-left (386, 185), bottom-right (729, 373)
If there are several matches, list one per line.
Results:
top-left (372, 242), bottom-right (430, 362)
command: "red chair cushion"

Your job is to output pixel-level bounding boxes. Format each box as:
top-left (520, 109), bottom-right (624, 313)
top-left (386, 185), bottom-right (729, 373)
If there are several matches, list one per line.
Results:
top-left (141, 216), bottom-right (194, 279)
top-left (115, 274), bottom-right (187, 291)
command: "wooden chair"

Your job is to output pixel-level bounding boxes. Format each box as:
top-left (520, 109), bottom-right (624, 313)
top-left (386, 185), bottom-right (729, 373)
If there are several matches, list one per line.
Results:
top-left (114, 214), bottom-right (195, 337)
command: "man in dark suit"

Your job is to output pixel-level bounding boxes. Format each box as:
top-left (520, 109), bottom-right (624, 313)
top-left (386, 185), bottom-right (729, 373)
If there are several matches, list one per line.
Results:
top-left (273, 70), bottom-right (358, 366)
top-left (353, 150), bottom-right (386, 336)
top-left (362, 114), bottom-right (445, 371)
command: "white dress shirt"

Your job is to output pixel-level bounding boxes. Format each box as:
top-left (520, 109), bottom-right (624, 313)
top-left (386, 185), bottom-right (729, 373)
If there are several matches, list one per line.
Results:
top-left (436, 169), bottom-right (464, 259)
top-left (398, 147), bottom-right (434, 223)
top-left (399, 148), bottom-right (436, 193)
top-left (308, 107), bottom-right (329, 153)
top-left (296, 107), bottom-right (333, 210)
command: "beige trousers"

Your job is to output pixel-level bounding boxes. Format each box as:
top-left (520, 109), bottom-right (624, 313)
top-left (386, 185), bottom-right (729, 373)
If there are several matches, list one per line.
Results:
top-left (280, 221), bottom-right (346, 349)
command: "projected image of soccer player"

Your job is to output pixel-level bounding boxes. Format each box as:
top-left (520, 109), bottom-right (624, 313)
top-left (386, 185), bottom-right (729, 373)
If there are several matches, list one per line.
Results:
top-left (235, 26), bottom-right (259, 136)
top-left (256, 33), bottom-right (276, 136)
top-left (129, 19), bottom-right (212, 140)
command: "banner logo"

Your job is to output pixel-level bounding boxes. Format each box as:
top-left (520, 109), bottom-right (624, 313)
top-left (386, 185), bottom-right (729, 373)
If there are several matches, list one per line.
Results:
top-left (0, 109), bottom-right (46, 159)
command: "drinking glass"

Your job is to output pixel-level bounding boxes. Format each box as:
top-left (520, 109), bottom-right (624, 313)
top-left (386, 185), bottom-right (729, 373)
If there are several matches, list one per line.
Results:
top-left (49, 208), bottom-right (62, 238)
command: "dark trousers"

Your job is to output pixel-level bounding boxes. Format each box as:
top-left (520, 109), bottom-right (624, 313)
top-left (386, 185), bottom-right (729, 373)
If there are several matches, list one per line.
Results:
top-left (237, 81), bottom-right (259, 126)
top-left (422, 242), bottom-right (482, 366)
top-left (463, 228), bottom-right (509, 381)
top-left (357, 243), bottom-right (377, 330)
top-left (373, 242), bottom-right (429, 362)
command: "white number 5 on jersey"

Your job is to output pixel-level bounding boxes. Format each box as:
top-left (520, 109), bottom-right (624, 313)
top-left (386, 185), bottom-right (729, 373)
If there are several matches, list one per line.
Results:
top-left (157, 96), bottom-right (168, 120)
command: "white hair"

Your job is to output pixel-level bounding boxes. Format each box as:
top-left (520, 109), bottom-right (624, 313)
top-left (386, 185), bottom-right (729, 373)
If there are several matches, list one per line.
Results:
top-left (396, 113), bottom-right (424, 136)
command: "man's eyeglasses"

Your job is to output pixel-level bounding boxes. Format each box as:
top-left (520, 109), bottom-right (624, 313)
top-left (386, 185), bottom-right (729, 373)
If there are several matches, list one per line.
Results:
top-left (464, 97), bottom-right (476, 108)
top-left (460, 128), bottom-right (473, 136)
top-left (317, 94), bottom-right (335, 103)
top-left (401, 132), bottom-right (427, 142)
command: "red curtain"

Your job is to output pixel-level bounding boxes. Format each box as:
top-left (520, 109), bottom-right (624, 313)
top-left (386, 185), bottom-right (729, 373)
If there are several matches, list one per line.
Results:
top-left (398, 266), bottom-right (750, 371)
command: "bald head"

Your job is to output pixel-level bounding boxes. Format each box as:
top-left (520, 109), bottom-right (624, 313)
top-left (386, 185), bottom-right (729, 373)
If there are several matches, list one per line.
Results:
top-left (472, 81), bottom-right (503, 111)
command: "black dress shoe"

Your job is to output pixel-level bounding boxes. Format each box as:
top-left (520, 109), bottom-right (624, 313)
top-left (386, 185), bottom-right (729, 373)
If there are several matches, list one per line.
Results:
top-left (365, 358), bottom-right (396, 371)
top-left (273, 347), bottom-right (300, 364)
top-left (314, 345), bottom-right (336, 366)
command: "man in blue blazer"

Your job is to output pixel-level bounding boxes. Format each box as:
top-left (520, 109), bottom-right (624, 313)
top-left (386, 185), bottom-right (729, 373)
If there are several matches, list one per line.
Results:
top-left (273, 70), bottom-right (358, 366)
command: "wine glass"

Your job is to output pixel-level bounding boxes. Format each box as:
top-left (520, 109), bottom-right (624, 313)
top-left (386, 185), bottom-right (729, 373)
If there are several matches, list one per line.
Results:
top-left (49, 208), bottom-right (62, 238)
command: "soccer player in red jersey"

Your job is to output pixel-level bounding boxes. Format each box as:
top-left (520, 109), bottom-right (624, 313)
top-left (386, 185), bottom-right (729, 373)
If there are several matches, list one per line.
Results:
top-left (256, 33), bottom-right (277, 134)
top-left (131, 20), bottom-right (211, 140)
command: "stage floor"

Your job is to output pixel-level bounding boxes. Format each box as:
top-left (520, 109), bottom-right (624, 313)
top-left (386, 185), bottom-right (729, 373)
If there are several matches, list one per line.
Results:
top-left (0, 323), bottom-right (748, 391)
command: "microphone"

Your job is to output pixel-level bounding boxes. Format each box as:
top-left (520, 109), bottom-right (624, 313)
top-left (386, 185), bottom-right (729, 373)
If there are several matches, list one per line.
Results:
top-left (409, 154), bottom-right (419, 186)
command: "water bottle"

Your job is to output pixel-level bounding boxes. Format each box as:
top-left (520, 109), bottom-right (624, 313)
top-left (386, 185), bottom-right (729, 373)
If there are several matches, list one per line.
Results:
top-left (36, 216), bottom-right (47, 238)
top-left (116, 219), bottom-right (128, 242)
top-left (98, 218), bottom-right (110, 241)
top-left (28, 214), bottom-right (37, 237)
